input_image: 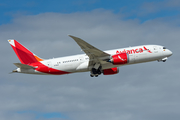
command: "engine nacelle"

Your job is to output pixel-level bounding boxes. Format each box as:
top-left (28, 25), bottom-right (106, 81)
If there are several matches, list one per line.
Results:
top-left (110, 53), bottom-right (129, 65)
top-left (103, 67), bottom-right (119, 75)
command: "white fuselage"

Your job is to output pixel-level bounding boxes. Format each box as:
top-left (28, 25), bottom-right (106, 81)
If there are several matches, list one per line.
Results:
top-left (33, 45), bottom-right (172, 74)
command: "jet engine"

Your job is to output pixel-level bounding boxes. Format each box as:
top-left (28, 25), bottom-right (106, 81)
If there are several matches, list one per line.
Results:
top-left (109, 53), bottom-right (129, 65)
top-left (103, 67), bottom-right (119, 75)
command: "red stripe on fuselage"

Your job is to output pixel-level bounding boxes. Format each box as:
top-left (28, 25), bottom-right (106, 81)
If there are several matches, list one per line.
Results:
top-left (30, 62), bottom-right (70, 75)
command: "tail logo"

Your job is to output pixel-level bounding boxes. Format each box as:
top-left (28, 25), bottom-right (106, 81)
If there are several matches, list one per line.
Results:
top-left (8, 40), bottom-right (43, 64)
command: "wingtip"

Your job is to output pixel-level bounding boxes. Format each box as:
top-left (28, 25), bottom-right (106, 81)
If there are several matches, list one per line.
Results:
top-left (68, 35), bottom-right (73, 37)
top-left (68, 35), bottom-right (79, 39)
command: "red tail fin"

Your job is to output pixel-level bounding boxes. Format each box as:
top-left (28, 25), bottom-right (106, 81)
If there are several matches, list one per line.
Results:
top-left (8, 40), bottom-right (43, 64)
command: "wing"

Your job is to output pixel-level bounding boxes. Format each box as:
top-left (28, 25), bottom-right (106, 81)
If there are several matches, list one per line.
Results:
top-left (69, 35), bottom-right (110, 68)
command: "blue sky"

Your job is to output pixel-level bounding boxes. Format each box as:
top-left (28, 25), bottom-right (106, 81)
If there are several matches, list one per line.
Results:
top-left (1, 0), bottom-right (180, 25)
top-left (17, 111), bottom-right (67, 119)
top-left (1, 0), bottom-right (180, 120)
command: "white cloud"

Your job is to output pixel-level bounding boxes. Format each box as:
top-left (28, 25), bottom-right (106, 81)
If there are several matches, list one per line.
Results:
top-left (140, 0), bottom-right (180, 15)
top-left (0, 9), bottom-right (180, 120)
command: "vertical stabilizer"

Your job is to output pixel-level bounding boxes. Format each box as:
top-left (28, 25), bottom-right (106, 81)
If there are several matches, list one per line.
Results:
top-left (8, 40), bottom-right (43, 64)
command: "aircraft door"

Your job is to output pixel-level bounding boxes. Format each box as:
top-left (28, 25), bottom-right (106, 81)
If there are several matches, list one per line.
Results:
top-left (47, 61), bottom-right (52, 72)
top-left (47, 61), bottom-right (52, 67)
top-left (79, 56), bottom-right (85, 62)
top-left (153, 46), bottom-right (158, 53)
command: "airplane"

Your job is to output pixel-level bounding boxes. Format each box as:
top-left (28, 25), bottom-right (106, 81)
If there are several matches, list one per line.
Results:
top-left (8, 35), bottom-right (173, 77)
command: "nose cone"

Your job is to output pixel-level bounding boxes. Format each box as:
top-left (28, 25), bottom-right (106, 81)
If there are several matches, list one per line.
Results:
top-left (166, 49), bottom-right (173, 57)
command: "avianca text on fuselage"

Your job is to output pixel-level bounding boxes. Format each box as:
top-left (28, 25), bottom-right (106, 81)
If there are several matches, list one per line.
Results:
top-left (8, 35), bottom-right (173, 77)
top-left (116, 46), bottom-right (152, 55)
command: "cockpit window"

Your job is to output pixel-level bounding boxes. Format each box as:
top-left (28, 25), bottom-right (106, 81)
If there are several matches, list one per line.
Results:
top-left (163, 47), bottom-right (166, 49)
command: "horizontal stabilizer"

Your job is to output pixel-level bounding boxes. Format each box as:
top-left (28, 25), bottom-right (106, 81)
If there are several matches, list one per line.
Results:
top-left (13, 63), bottom-right (35, 69)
